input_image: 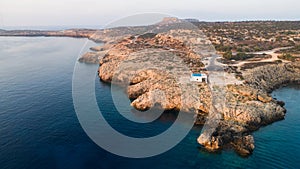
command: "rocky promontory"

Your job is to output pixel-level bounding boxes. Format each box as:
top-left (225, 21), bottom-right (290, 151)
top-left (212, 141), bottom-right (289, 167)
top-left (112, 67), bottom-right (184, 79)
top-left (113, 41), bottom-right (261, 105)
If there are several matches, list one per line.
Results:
top-left (90, 24), bottom-right (298, 156)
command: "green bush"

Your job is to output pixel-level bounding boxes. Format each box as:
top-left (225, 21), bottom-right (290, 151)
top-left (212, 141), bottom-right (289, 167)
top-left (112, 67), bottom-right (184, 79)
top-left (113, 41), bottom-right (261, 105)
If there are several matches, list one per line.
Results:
top-left (223, 51), bottom-right (233, 60)
top-left (278, 53), bottom-right (295, 61)
top-left (223, 52), bottom-right (253, 61)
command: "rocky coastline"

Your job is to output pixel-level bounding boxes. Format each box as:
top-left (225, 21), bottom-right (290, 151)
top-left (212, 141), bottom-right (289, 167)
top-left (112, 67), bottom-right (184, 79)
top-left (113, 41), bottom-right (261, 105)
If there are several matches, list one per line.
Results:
top-left (90, 27), bottom-right (299, 156)
top-left (2, 20), bottom-right (300, 157)
top-left (0, 29), bottom-right (97, 39)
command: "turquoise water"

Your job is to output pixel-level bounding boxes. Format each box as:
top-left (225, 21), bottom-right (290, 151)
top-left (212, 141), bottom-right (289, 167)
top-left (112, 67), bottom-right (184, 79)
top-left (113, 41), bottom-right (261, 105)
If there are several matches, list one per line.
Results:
top-left (0, 36), bottom-right (299, 169)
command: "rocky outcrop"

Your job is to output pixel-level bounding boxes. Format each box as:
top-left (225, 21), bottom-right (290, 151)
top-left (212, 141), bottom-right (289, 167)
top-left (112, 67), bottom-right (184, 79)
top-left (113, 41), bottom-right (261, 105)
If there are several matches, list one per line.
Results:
top-left (98, 31), bottom-right (205, 113)
top-left (224, 85), bottom-right (285, 126)
top-left (244, 62), bottom-right (300, 92)
top-left (95, 28), bottom-right (293, 156)
top-left (198, 121), bottom-right (255, 156)
top-left (78, 51), bottom-right (108, 64)
top-left (197, 64), bottom-right (300, 155)
top-left (94, 28), bottom-right (300, 157)
top-left (197, 83), bottom-right (286, 156)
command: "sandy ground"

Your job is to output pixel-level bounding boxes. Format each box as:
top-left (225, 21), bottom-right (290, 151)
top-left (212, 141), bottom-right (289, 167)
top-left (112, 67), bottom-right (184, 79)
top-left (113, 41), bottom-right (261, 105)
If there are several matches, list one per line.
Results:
top-left (202, 47), bottom-right (293, 86)
top-left (203, 54), bottom-right (243, 86)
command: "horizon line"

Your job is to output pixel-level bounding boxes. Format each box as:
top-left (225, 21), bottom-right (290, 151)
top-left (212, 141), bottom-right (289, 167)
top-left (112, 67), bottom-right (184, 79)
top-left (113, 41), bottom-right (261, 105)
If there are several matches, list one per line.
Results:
top-left (1, 19), bottom-right (300, 28)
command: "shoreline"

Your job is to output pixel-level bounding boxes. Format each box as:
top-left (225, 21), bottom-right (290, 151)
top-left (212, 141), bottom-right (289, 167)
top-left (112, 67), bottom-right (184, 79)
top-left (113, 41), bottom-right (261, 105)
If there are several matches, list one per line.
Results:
top-left (0, 29), bottom-right (107, 43)
top-left (2, 22), bottom-right (300, 157)
top-left (93, 28), bottom-right (296, 156)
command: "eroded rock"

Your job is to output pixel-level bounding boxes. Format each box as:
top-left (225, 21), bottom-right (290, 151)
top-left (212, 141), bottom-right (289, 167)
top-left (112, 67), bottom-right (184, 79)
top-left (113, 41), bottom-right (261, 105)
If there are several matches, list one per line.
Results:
top-left (94, 28), bottom-right (293, 157)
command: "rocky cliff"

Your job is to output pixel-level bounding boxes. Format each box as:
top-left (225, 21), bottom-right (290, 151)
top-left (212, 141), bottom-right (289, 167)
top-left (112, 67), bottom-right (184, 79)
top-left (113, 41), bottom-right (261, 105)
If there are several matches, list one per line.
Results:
top-left (197, 84), bottom-right (286, 156)
top-left (244, 63), bottom-right (300, 92)
top-left (93, 27), bottom-right (297, 156)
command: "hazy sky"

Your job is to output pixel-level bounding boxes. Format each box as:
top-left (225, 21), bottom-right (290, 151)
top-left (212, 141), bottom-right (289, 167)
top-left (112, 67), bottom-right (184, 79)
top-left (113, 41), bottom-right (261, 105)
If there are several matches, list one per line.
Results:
top-left (0, 0), bottom-right (299, 26)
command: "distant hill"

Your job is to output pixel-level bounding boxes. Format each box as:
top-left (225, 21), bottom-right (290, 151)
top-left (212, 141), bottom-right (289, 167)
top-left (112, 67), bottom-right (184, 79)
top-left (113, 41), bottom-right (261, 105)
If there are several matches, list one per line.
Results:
top-left (184, 18), bottom-right (200, 23)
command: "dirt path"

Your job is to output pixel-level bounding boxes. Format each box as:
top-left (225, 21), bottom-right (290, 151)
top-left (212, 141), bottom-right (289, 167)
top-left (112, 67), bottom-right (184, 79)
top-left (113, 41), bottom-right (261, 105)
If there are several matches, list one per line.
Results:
top-left (231, 46), bottom-right (293, 67)
top-left (203, 54), bottom-right (243, 86)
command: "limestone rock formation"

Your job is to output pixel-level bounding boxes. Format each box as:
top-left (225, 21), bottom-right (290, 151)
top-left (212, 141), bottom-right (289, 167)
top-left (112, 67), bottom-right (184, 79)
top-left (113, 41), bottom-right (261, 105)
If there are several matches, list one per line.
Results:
top-left (78, 51), bottom-right (107, 64)
top-left (93, 26), bottom-right (296, 156)
top-left (244, 62), bottom-right (300, 92)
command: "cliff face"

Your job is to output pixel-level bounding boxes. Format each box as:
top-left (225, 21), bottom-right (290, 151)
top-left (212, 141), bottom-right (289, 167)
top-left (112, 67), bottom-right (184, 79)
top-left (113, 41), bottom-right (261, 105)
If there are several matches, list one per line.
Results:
top-left (198, 61), bottom-right (300, 156)
top-left (244, 63), bottom-right (300, 92)
top-left (197, 62), bottom-right (300, 156)
top-left (197, 84), bottom-right (286, 156)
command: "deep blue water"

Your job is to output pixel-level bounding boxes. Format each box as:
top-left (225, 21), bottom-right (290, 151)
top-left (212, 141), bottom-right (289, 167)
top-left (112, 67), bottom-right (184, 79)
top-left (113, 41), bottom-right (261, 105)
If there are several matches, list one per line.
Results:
top-left (0, 36), bottom-right (300, 169)
top-left (0, 25), bottom-right (102, 30)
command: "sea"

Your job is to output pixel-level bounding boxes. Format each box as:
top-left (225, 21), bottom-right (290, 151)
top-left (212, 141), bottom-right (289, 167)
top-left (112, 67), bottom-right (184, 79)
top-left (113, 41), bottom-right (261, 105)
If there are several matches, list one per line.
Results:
top-left (0, 36), bottom-right (300, 169)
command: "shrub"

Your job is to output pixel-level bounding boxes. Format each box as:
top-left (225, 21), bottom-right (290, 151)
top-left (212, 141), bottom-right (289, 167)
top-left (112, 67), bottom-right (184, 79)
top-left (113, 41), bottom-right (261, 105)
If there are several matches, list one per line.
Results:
top-left (278, 53), bottom-right (295, 61)
top-left (223, 51), bottom-right (233, 60)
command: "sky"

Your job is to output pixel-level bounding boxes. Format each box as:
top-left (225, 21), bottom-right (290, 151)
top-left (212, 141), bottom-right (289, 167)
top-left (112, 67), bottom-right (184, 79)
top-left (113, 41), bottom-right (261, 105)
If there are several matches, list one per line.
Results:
top-left (0, 0), bottom-right (299, 27)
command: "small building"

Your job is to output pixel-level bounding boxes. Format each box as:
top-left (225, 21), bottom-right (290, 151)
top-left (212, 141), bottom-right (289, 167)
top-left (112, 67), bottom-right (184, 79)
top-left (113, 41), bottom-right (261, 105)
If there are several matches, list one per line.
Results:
top-left (190, 73), bottom-right (208, 83)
